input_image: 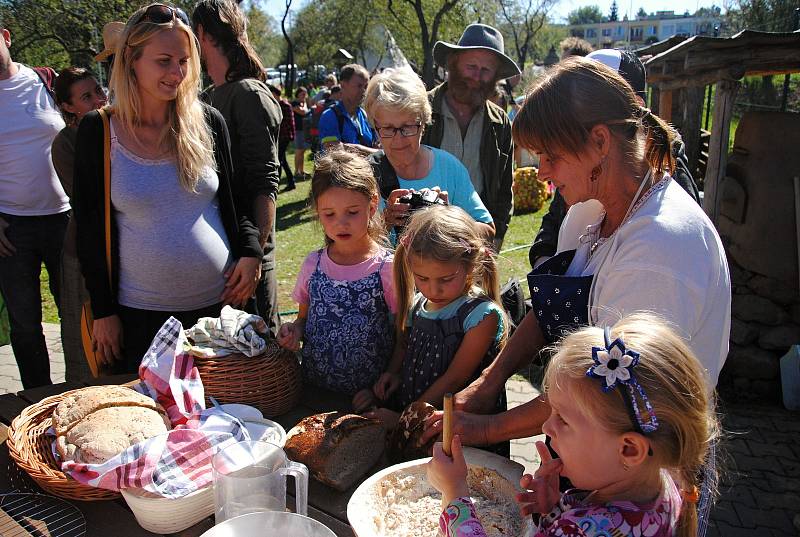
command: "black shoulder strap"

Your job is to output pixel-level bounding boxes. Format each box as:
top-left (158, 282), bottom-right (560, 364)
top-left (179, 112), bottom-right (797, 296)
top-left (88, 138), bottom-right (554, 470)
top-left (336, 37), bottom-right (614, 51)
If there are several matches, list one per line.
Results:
top-left (330, 102), bottom-right (346, 140)
top-left (368, 150), bottom-right (401, 200)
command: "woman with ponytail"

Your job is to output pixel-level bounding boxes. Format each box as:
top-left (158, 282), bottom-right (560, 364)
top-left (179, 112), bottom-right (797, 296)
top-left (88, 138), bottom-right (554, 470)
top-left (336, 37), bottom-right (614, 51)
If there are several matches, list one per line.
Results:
top-left (423, 57), bottom-right (729, 532)
top-left (192, 0), bottom-right (282, 336)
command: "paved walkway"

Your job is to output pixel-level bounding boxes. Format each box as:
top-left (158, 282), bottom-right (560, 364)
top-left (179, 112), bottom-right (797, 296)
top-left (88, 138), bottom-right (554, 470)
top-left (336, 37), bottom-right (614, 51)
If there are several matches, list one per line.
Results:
top-left (1, 324), bottom-right (799, 535)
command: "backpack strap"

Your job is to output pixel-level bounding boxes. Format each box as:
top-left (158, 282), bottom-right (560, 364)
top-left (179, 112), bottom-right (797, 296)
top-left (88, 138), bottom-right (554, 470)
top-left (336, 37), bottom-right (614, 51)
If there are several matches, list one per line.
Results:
top-left (331, 102), bottom-right (373, 147)
top-left (32, 66), bottom-right (57, 98)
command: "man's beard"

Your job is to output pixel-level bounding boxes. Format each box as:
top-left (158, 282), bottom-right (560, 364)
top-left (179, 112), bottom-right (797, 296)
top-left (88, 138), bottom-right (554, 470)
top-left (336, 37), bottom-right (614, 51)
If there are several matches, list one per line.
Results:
top-left (447, 69), bottom-right (495, 108)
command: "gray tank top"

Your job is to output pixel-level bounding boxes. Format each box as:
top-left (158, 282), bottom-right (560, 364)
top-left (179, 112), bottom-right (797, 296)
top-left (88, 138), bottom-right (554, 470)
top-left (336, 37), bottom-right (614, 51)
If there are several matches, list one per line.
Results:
top-left (110, 120), bottom-right (232, 311)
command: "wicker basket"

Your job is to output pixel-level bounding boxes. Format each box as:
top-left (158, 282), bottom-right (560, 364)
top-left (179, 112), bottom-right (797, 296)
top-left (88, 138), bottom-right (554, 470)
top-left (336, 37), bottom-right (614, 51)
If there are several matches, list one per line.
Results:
top-left (6, 390), bottom-right (121, 501)
top-left (194, 341), bottom-right (302, 418)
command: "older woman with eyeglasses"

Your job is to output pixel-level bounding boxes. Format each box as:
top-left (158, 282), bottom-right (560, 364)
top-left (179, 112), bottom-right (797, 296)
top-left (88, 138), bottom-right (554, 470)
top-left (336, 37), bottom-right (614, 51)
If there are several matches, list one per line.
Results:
top-left (364, 68), bottom-right (495, 240)
top-left (72, 3), bottom-right (262, 372)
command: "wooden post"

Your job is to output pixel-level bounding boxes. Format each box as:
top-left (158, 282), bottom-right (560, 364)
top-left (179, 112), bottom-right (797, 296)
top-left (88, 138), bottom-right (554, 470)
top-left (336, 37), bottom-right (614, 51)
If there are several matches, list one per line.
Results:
top-left (658, 89), bottom-right (673, 122)
top-left (680, 86), bottom-right (705, 177)
top-left (703, 79), bottom-right (740, 223)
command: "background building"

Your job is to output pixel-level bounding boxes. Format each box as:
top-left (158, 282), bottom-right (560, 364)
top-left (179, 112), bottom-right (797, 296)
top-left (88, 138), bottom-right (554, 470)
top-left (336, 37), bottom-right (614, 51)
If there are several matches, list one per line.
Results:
top-left (568, 10), bottom-right (722, 49)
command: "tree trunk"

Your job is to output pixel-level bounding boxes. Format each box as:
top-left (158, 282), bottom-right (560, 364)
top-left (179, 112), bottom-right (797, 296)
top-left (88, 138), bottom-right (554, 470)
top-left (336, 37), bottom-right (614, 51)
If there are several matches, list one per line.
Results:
top-left (281, 0), bottom-right (295, 96)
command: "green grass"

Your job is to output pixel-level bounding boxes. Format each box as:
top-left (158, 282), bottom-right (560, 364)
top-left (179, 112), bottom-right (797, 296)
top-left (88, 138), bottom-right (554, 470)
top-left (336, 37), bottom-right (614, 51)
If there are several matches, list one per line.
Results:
top-left (39, 144), bottom-right (548, 324)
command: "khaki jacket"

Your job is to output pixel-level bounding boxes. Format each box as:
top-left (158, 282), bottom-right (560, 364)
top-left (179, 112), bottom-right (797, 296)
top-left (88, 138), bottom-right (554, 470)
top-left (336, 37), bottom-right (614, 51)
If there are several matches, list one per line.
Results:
top-left (422, 82), bottom-right (514, 241)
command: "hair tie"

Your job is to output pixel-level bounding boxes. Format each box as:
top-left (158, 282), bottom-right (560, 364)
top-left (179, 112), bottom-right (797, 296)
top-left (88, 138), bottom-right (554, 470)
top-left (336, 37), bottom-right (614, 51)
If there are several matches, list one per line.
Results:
top-left (586, 327), bottom-right (659, 434)
top-left (681, 486), bottom-right (700, 504)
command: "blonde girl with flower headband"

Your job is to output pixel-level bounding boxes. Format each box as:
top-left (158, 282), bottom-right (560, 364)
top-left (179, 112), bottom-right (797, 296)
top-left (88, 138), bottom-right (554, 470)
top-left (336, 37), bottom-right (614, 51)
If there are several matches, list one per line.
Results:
top-left (428, 312), bottom-right (719, 537)
top-left (360, 205), bottom-right (508, 431)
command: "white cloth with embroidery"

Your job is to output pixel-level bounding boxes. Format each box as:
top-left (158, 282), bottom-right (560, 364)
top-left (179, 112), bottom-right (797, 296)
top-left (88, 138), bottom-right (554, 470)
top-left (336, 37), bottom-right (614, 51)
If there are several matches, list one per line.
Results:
top-left (184, 305), bottom-right (268, 357)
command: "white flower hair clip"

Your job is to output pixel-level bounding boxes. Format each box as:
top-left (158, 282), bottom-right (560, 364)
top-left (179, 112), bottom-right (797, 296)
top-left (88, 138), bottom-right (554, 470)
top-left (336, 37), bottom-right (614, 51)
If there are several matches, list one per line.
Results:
top-left (587, 327), bottom-right (659, 434)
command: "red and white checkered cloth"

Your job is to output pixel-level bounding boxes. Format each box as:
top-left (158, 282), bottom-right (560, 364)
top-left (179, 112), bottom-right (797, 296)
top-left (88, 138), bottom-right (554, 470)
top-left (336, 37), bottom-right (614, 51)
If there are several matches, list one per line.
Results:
top-left (59, 317), bottom-right (251, 498)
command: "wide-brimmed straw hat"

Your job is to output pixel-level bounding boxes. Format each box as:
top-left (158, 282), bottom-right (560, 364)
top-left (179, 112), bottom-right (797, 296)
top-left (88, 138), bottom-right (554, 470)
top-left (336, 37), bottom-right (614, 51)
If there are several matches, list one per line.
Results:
top-left (433, 24), bottom-right (521, 80)
top-left (94, 21), bottom-right (125, 62)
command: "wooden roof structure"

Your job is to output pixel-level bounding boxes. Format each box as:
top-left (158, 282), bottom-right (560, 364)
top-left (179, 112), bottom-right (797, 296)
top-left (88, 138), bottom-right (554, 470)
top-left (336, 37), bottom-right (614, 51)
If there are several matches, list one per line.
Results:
top-left (640, 30), bottom-right (800, 223)
top-left (645, 30), bottom-right (800, 91)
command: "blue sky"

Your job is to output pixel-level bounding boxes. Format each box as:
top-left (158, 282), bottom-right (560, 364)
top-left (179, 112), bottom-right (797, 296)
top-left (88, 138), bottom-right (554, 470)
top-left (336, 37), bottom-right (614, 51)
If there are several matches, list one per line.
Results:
top-left (260, 0), bottom-right (722, 27)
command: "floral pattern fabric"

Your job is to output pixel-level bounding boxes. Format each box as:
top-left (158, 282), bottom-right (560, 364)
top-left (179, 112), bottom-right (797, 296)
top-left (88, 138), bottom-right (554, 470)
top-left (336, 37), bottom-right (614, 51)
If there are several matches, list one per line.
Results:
top-left (302, 249), bottom-right (394, 395)
top-left (439, 472), bottom-right (682, 537)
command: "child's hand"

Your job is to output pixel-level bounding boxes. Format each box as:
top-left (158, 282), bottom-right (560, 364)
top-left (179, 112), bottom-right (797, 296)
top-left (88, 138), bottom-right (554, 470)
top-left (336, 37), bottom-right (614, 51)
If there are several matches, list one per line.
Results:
top-left (277, 322), bottom-right (302, 351)
top-left (363, 407), bottom-right (401, 429)
top-left (427, 435), bottom-right (469, 506)
top-left (517, 441), bottom-right (563, 516)
top-left (373, 372), bottom-right (400, 401)
top-left (352, 389), bottom-right (376, 413)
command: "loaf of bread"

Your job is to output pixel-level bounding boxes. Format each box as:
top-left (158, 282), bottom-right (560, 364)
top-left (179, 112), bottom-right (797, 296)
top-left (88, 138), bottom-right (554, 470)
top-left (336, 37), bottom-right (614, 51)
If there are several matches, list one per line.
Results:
top-left (53, 386), bottom-right (170, 465)
top-left (284, 412), bottom-right (385, 491)
top-left (388, 401), bottom-right (437, 463)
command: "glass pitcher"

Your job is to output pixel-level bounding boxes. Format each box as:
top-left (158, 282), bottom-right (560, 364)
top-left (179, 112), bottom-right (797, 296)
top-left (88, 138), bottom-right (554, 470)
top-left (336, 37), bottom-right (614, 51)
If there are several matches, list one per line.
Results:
top-left (212, 440), bottom-right (308, 525)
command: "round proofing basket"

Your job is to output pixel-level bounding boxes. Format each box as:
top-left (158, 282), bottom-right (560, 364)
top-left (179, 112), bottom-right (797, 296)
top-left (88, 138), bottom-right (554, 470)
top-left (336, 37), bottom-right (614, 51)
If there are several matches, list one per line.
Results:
top-left (194, 341), bottom-right (302, 418)
top-left (6, 390), bottom-right (120, 501)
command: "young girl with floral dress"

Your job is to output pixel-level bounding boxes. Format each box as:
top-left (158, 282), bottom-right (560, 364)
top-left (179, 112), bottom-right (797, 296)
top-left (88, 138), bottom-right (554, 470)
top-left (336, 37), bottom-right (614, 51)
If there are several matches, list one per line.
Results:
top-left (428, 313), bottom-right (718, 537)
top-left (278, 150), bottom-right (395, 408)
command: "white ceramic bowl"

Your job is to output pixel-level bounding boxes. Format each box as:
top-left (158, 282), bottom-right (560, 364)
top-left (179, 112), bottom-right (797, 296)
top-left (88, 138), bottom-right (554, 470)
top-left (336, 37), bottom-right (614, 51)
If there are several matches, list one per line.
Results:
top-left (199, 511), bottom-right (336, 537)
top-left (347, 447), bottom-right (536, 537)
top-left (121, 486), bottom-right (214, 534)
top-left (122, 421), bottom-right (287, 533)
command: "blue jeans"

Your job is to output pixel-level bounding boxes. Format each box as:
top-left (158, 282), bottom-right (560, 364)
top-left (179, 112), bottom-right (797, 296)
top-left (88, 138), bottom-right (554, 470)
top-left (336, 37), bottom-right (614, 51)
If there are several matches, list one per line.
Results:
top-left (0, 212), bottom-right (68, 389)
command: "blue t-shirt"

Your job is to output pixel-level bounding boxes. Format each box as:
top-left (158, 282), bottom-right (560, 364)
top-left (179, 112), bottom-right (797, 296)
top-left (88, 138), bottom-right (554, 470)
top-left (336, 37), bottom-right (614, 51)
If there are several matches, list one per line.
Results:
top-left (379, 146), bottom-right (493, 224)
top-left (318, 101), bottom-right (375, 147)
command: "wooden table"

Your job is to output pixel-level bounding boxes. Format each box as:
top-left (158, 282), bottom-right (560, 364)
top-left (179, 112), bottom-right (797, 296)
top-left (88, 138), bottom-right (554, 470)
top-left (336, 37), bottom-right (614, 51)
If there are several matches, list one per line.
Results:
top-left (0, 377), bottom-right (372, 537)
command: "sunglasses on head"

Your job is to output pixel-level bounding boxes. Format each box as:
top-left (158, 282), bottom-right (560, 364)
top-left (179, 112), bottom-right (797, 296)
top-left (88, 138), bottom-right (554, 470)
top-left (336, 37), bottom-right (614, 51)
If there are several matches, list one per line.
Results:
top-left (138, 4), bottom-right (190, 26)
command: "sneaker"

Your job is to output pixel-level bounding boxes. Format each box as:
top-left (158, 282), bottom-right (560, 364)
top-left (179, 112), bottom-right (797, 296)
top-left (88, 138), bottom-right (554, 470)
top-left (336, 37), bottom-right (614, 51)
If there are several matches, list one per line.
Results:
top-left (283, 182), bottom-right (297, 192)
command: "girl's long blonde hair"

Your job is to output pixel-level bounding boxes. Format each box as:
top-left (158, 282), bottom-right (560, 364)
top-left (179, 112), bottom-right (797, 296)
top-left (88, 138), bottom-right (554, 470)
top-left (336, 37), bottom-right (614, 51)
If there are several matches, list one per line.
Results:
top-left (544, 313), bottom-right (720, 537)
top-left (110, 4), bottom-right (214, 192)
top-left (394, 205), bottom-right (507, 344)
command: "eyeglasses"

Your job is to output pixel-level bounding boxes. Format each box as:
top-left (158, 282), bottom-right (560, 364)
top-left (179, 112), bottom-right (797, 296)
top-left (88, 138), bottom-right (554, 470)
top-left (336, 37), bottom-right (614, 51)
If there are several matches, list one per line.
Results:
top-left (138, 4), bottom-right (190, 27)
top-left (375, 123), bottom-right (422, 139)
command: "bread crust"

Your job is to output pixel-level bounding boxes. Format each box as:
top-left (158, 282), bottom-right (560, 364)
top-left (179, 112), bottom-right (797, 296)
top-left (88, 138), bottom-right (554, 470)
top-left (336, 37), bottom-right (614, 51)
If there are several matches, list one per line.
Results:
top-left (53, 386), bottom-right (165, 436)
top-left (284, 412), bottom-right (385, 490)
top-left (52, 386), bottom-right (171, 465)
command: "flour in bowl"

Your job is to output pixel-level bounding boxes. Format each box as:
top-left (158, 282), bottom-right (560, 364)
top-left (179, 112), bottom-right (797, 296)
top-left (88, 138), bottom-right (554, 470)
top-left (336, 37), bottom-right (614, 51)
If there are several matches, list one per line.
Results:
top-left (367, 465), bottom-right (523, 537)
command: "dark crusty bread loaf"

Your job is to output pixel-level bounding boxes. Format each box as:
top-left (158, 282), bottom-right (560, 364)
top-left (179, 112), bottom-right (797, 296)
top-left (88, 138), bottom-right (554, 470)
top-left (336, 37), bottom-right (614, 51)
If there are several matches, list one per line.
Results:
top-left (388, 401), bottom-right (437, 463)
top-left (284, 412), bottom-right (385, 491)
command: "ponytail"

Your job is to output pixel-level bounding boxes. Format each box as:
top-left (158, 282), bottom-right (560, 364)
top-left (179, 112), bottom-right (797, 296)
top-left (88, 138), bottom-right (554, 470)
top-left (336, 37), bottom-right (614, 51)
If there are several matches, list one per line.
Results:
top-left (393, 238), bottom-right (415, 339)
top-left (640, 107), bottom-right (678, 176)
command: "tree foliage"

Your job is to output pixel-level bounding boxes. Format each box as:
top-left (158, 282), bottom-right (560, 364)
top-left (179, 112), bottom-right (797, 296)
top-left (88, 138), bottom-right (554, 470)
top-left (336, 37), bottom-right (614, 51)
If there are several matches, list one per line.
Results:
top-left (567, 5), bottom-right (605, 25)
top-left (609, 0), bottom-right (618, 22)
top-left (244, 3), bottom-right (283, 69)
top-left (497, 0), bottom-right (557, 72)
top-left (725, 0), bottom-right (800, 33)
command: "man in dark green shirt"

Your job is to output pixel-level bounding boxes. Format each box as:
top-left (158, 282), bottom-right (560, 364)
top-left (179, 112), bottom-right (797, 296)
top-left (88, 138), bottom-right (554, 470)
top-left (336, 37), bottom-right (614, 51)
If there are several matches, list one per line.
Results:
top-left (193, 0), bottom-right (282, 336)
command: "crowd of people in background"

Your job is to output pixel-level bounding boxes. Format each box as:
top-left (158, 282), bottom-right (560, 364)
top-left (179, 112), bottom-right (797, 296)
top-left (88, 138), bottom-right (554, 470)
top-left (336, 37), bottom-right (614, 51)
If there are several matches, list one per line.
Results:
top-left (1, 2), bottom-right (731, 535)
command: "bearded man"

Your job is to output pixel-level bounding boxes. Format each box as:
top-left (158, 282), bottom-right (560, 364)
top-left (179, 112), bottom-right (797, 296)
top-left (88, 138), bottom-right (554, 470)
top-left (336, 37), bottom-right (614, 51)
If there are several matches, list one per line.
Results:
top-left (422, 24), bottom-right (520, 248)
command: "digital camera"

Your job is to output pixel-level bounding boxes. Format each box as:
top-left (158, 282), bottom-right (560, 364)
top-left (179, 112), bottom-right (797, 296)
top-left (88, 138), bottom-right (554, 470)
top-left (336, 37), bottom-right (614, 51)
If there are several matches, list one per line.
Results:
top-left (398, 189), bottom-right (446, 211)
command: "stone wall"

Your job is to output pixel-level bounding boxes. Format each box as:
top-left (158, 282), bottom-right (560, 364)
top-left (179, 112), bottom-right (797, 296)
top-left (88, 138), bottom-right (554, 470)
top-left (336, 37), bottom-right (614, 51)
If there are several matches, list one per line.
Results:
top-left (719, 256), bottom-right (800, 403)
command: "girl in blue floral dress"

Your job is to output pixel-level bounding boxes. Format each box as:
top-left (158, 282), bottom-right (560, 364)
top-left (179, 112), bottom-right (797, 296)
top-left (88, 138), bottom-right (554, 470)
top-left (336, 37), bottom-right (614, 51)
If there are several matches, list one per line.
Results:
top-left (358, 205), bottom-right (508, 427)
top-left (278, 150), bottom-right (395, 408)
top-left (428, 313), bottom-right (719, 537)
